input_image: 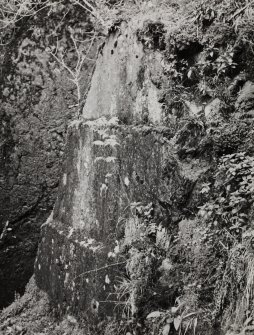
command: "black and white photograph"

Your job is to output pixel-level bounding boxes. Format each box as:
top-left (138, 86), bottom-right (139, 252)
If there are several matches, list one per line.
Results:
top-left (1, 1), bottom-right (254, 334)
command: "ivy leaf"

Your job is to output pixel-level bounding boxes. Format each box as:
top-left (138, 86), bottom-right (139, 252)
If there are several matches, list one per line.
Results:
top-left (105, 275), bottom-right (110, 284)
top-left (124, 176), bottom-right (130, 186)
top-left (187, 69), bottom-right (193, 79)
top-left (173, 316), bottom-right (181, 330)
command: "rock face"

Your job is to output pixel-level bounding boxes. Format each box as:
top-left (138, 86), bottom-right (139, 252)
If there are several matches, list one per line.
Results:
top-left (34, 3), bottom-right (254, 333)
top-left (83, 21), bottom-right (163, 124)
top-left (35, 19), bottom-right (173, 318)
top-left (36, 121), bottom-right (196, 317)
top-left (0, 42), bottom-right (71, 308)
top-left (35, 20), bottom-right (208, 321)
top-left (35, 124), bottom-right (173, 317)
top-left (0, 9), bottom-right (94, 308)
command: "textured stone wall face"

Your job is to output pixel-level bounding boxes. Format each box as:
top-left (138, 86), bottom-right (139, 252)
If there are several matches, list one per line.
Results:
top-left (0, 10), bottom-right (94, 308)
top-left (34, 17), bottom-right (210, 319)
top-left (35, 123), bottom-right (194, 317)
top-left (5, 2), bottom-right (254, 333)
top-left (83, 22), bottom-right (164, 125)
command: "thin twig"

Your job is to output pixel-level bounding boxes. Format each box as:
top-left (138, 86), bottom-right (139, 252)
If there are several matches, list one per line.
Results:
top-left (73, 261), bottom-right (126, 280)
top-left (50, 29), bottom-right (97, 110)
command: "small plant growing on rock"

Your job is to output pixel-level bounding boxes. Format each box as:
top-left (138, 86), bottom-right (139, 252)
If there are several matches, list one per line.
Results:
top-left (194, 2), bottom-right (216, 29)
top-left (214, 48), bottom-right (237, 76)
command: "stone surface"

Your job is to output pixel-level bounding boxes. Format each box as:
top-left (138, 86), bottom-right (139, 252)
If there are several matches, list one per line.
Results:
top-left (0, 8), bottom-right (95, 308)
top-left (35, 122), bottom-right (196, 318)
top-left (82, 22), bottom-right (164, 125)
top-left (35, 14), bottom-right (211, 315)
top-left (36, 221), bottom-right (124, 320)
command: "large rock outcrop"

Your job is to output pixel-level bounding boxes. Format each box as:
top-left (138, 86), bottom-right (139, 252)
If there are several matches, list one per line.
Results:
top-left (34, 1), bottom-right (254, 334)
top-left (35, 19), bottom-right (210, 325)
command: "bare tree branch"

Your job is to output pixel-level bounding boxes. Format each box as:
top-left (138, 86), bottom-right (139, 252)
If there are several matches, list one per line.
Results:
top-left (48, 29), bottom-right (97, 115)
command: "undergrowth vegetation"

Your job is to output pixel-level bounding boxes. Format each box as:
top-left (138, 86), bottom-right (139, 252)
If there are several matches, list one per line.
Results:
top-left (97, 1), bottom-right (254, 334)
